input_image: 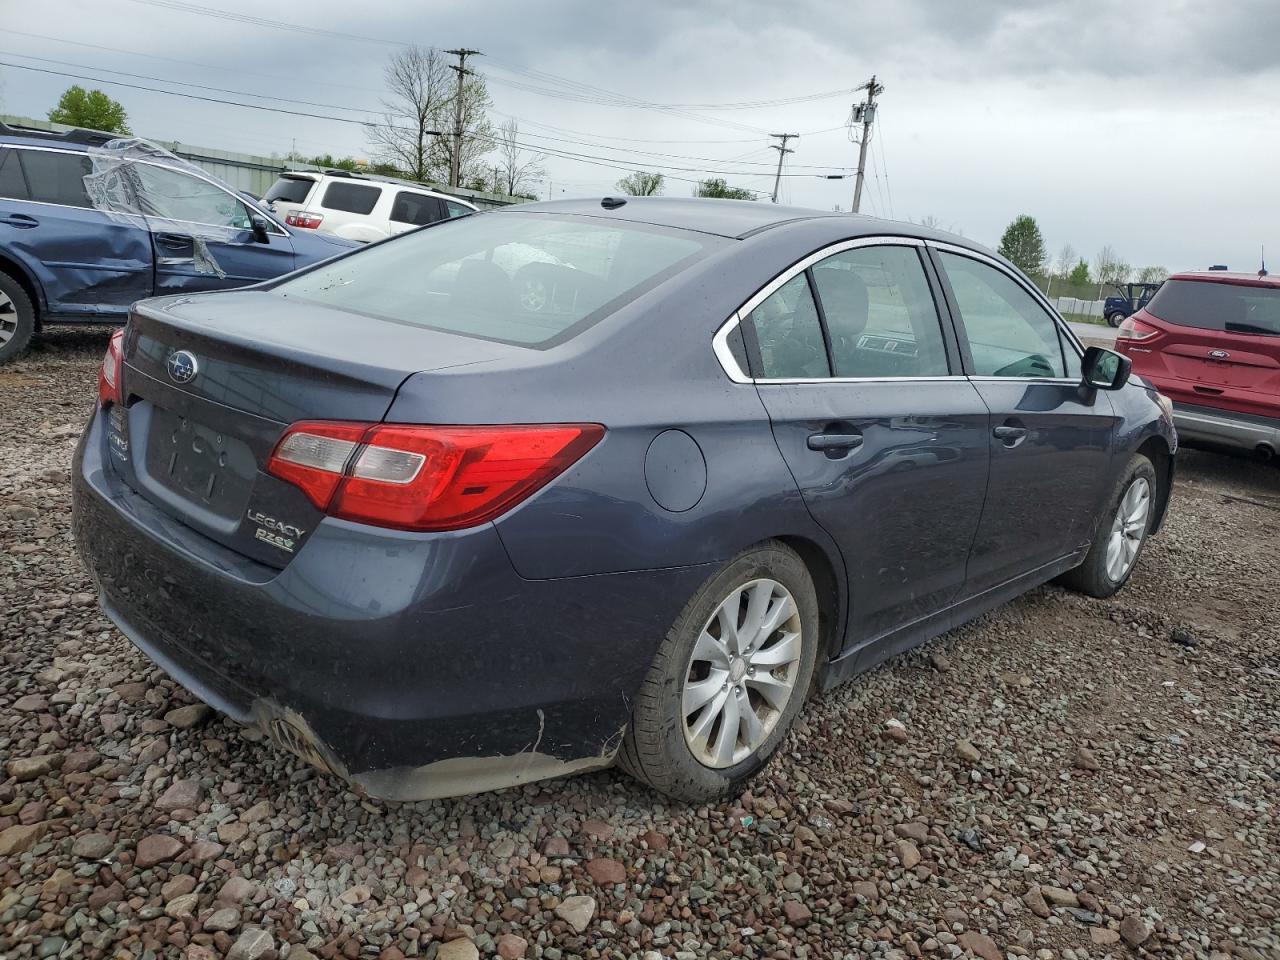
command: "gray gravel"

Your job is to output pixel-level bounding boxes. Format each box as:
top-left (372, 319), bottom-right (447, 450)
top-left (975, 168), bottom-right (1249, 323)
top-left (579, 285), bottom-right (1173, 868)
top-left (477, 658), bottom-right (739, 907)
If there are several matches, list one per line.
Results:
top-left (2, 327), bottom-right (1278, 960)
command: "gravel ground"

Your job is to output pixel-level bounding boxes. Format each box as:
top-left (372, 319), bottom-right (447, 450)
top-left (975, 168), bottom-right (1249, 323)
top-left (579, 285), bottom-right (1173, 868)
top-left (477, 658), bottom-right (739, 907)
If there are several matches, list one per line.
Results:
top-left (2, 327), bottom-right (1277, 960)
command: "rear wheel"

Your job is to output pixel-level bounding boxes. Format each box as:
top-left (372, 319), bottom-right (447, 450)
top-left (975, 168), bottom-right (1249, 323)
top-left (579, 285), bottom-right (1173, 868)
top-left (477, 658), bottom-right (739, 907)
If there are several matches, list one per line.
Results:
top-left (619, 542), bottom-right (819, 801)
top-left (0, 273), bottom-right (36, 365)
top-left (1058, 454), bottom-right (1156, 598)
top-left (1106, 312), bottom-right (1125, 327)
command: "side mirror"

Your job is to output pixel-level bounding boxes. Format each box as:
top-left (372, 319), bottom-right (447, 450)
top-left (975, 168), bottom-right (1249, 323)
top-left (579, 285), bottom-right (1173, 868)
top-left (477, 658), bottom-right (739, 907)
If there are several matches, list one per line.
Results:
top-left (250, 215), bottom-right (271, 244)
top-left (1081, 346), bottom-right (1131, 390)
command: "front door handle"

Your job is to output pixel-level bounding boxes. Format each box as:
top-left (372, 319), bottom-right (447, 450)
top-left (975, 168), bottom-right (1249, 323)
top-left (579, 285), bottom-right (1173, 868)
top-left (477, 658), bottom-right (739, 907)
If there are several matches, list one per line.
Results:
top-left (993, 424), bottom-right (1028, 443)
top-left (0, 213), bottom-right (38, 228)
top-left (807, 432), bottom-right (864, 452)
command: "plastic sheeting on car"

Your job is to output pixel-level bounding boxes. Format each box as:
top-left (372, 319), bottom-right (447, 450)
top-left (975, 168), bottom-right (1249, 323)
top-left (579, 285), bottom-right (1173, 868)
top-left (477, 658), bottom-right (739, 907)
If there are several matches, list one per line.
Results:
top-left (83, 138), bottom-right (256, 278)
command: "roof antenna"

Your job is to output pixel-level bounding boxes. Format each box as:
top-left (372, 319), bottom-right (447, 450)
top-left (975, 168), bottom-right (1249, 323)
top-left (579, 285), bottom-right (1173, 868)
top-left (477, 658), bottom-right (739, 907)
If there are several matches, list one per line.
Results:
top-left (1261, 244), bottom-right (1268, 278)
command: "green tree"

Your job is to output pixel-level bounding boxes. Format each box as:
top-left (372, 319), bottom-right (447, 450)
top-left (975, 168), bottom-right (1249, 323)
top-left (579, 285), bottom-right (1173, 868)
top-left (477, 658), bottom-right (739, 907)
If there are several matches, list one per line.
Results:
top-left (1068, 259), bottom-right (1091, 286)
top-left (617, 171), bottom-right (664, 196)
top-left (48, 86), bottom-right (131, 134)
top-left (997, 214), bottom-right (1047, 274)
top-left (693, 177), bottom-right (756, 200)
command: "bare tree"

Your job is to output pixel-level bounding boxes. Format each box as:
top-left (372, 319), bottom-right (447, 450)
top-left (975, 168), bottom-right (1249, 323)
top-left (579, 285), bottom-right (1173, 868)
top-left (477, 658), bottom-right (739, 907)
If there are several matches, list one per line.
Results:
top-left (494, 119), bottom-right (546, 197)
top-left (1136, 265), bottom-right (1168, 283)
top-left (365, 46), bottom-right (451, 181)
top-left (617, 171), bottom-right (665, 196)
top-left (1094, 245), bottom-right (1131, 284)
top-left (428, 73), bottom-right (495, 188)
top-left (1055, 243), bottom-right (1077, 277)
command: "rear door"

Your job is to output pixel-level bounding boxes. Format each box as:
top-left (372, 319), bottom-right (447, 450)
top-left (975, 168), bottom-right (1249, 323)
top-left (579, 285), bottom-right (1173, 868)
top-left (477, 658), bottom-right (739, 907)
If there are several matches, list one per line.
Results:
top-left (741, 237), bottom-right (990, 646)
top-left (0, 146), bottom-right (152, 317)
top-left (931, 244), bottom-right (1117, 591)
top-left (131, 161), bottom-right (296, 294)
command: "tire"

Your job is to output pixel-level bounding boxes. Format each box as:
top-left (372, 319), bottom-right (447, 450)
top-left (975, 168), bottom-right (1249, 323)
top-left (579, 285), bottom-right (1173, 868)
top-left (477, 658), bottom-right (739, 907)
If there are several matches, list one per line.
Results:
top-left (1106, 312), bottom-right (1125, 328)
top-left (619, 541), bottom-right (820, 802)
top-left (1057, 454), bottom-right (1157, 598)
top-left (0, 272), bottom-right (36, 366)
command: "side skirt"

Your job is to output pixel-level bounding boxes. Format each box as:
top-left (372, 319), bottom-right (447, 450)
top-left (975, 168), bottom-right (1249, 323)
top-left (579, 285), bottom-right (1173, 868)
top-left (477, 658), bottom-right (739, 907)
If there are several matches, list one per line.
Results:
top-left (818, 550), bottom-right (1086, 691)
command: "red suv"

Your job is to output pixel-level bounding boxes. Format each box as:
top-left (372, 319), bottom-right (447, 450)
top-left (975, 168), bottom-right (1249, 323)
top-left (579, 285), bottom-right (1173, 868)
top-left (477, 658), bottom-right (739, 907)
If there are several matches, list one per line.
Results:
top-left (1116, 271), bottom-right (1280, 461)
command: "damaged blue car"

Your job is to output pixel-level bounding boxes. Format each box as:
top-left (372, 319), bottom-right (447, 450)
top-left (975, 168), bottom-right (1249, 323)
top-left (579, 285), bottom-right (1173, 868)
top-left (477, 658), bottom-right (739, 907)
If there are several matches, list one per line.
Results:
top-left (0, 121), bottom-right (354, 364)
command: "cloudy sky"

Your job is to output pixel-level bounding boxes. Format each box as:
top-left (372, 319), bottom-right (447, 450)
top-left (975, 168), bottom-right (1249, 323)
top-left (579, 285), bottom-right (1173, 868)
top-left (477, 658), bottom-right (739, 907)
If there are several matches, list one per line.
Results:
top-left (2, 0), bottom-right (1277, 272)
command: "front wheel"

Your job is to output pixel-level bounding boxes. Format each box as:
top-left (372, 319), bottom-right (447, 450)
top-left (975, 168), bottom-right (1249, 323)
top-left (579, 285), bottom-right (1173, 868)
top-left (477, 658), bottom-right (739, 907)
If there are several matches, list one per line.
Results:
top-left (1106, 312), bottom-right (1125, 327)
top-left (619, 542), bottom-right (820, 802)
top-left (1058, 454), bottom-right (1156, 598)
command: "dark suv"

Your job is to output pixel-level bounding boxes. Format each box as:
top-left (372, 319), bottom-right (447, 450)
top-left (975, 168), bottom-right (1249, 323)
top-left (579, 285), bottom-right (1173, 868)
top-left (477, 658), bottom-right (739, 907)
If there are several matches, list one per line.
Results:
top-left (0, 122), bottom-right (355, 363)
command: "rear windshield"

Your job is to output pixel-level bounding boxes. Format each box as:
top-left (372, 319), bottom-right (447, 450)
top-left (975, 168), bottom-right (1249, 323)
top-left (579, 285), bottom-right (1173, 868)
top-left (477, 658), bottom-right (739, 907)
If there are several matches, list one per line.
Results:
top-left (263, 176), bottom-right (315, 205)
top-left (1147, 279), bottom-right (1280, 337)
top-left (273, 212), bottom-right (726, 347)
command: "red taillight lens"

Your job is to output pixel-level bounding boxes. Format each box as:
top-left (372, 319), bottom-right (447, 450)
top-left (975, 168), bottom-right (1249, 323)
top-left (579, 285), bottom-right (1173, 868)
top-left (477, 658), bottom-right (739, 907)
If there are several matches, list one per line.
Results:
top-left (267, 422), bottom-right (605, 531)
top-left (98, 329), bottom-right (125, 408)
top-left (1117, 316), bottom-right (1159, 342)
top-left (286, 210), bottom-right (324, 229)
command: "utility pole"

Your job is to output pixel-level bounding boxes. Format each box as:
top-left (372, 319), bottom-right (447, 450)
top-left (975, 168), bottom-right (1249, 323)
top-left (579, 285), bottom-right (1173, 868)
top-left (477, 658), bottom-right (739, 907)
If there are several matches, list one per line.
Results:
top-left (851, 75), bottom-right (883, 214)
top-left (445, 48), bottom-right (482, 189)
top-left (768, 133), bottom-right (798, 203)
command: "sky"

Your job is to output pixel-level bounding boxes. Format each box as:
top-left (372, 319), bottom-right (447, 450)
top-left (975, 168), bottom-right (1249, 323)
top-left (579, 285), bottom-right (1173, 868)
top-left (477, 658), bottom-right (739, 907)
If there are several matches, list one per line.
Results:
top-left (1, 0), bottom-right (1277, 272)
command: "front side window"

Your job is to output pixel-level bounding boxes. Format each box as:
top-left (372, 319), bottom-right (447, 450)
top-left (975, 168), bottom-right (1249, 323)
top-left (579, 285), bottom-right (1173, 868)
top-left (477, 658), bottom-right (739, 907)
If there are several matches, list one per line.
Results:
top-left (18, 149), bottom-right (92, 208)
top-left (132, 164), bottom-right (252, 229)
top-left (744, 274), bottom-right (830, 379)
top-left (939, 251), bottom-right (1069, 378)
top-left (275, 212), bottom-right (723, 347)
top-left (811, 245), bottom-right (949, 377)
top-left (445, 200), bottom-right (473, 218)
top-left (321, 181), bottom-right (379, 215)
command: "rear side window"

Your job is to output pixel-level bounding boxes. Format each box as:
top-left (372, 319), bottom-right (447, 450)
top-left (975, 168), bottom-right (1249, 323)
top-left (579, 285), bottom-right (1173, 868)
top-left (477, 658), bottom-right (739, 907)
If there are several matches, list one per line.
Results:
top-left (320, 182), bottom-right (379, 215)
top-left (0, 150), bottom-right (29, 200)
top-left (263, 176), bottom-right (315, 205)
top-left (18, 149), bottom-right (93, 208)
top-left (939, 252), bottom-right (1068, 378)
top-left (812, 245), bottom-right (950, 377)
top-left (390, 191), bottom-right (442, 226)
top-left (745, 273), bottom-right (830, 379)
top-left (275, 212), bottom-right (725, 348)
top-left (1146, 279), bottom-right (1280, 337)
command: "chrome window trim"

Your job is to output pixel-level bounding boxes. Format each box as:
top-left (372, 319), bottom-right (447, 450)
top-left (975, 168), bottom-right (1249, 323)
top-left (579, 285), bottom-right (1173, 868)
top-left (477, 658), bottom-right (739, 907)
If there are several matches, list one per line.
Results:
top-left (3, 143), bottom-right (289, 237)
top-left (929, 239), bottom-right (1085, 358)
top-left (712, 235), bottom-right (951, 384)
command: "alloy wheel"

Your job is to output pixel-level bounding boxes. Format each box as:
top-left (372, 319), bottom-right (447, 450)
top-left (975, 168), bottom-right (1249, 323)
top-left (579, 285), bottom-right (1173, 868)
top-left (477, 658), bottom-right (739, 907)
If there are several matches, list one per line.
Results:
top-left (681, 578), bottom-right (803, 769)
top-left (0, 290), bottom-right (16, 347)
top-left (1105, 476), bottom-right (1151, 582)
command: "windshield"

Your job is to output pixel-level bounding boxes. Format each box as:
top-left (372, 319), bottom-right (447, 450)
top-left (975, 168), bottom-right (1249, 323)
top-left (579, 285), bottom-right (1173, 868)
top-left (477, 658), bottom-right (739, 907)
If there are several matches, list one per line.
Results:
top-left (1146, 279), bottom-right (1280, 337)
top-left (273, 212), bottom-right (725, 347)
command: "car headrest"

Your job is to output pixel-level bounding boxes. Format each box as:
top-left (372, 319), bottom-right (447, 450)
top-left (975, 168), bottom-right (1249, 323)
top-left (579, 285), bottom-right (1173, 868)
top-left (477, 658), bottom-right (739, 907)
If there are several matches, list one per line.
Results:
top-left (815, 267), bottom-right (869, 338)
top-left (452, 259), bottom-right (516, 313)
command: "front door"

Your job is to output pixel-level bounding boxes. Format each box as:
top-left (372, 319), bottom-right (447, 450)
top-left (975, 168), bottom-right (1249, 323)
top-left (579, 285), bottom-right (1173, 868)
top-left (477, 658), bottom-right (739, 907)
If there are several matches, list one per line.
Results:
top-left (744, 239), bottom-right (991, 647)
top-left (932, 246), bottom-right (1119, 592)
top-left (131, 162), bottom-right (296, 294)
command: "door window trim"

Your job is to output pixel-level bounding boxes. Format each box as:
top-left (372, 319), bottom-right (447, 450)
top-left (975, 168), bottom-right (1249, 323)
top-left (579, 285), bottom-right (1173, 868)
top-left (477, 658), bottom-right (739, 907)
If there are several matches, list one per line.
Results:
top-left (712, 235), bottom-right (964, 384)
top-left (927, 240), bottom-right (1085, 383)
top-left (1, 144), bottom-right (289, 236)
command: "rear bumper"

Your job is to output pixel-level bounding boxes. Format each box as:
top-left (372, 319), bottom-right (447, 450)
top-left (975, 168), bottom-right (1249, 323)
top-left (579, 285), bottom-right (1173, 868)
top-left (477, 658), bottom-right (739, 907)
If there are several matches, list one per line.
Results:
top-left (73, 408), bottom-right (712, 799)
top-left (1171, 401), bottom-right (1280, 455)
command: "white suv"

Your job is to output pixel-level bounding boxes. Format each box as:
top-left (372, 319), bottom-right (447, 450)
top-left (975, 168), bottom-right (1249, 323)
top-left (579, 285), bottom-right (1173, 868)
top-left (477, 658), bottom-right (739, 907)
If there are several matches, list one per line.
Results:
top-left (262, 171), bottom-right (477, 243)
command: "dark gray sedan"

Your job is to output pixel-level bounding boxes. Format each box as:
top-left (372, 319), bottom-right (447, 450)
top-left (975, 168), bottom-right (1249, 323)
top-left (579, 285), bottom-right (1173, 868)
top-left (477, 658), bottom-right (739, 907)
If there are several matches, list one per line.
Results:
top-left (72, 198), bottom-right (1176, 802)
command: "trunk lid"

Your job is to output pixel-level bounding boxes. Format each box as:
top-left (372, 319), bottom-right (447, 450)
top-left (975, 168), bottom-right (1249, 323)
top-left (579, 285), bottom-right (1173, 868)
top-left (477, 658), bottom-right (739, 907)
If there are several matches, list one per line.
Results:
top-left (111, 289), bottom-right (510, 567)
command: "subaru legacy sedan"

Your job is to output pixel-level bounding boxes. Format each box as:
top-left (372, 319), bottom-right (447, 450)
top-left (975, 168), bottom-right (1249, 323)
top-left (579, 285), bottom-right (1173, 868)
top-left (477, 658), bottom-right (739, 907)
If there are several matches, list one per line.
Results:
top-left (73, 198), bottom-right (1176, 802)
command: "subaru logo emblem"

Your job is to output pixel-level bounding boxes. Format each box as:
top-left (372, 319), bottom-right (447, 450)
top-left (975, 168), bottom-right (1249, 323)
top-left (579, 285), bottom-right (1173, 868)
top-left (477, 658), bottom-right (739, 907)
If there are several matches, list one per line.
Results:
top-left (1208, 349), bottom-right (1230, 360)
top-left (166, 350), bottom-right (199, 384)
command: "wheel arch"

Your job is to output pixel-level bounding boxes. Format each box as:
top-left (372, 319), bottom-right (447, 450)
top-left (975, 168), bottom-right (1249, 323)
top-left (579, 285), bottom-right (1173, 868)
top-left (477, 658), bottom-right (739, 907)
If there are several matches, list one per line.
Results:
top-left (772, 534), bottom-right (847, 669)
top-left (1136, 435), bottom-right (1174, 533)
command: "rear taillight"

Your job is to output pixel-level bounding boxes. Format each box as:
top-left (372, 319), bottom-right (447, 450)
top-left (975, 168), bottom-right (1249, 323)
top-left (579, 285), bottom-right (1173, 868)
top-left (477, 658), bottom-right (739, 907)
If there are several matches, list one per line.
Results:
top-left (285, 210), bottom-right (324, 229)
top-left (98, 329), bottom-right (124, 407)
top-left (267, 422), bottom-right (605, 531)
top-left (1117, 316), bottom-right (1159, 342)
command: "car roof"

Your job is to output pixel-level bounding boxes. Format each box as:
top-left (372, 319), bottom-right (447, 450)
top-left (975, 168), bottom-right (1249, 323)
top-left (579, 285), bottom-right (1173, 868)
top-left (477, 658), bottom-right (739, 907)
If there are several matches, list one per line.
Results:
top-left (281, 169), bottom-right (477, 206)
top-left (506, 196), bottom-right (975, 245)
top-left (1169, 270), bottom-right (1280, 288)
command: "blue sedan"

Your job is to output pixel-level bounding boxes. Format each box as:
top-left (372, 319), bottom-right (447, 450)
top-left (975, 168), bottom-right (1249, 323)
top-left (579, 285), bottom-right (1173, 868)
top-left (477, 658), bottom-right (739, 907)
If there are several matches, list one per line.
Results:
top-left (72, 197), bottom-right (1176, 801)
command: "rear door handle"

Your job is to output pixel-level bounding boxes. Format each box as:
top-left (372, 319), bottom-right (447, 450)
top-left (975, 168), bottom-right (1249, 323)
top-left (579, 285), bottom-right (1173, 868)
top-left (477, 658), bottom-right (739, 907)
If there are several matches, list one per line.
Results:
top-left (155, 233), bottom-right (192, 250)
top-left (807, 432), bottom-right (864, 452)
top-left (0, 213), bottom-right (38, 228)
top-left (993, 425), bottom-right (1027, 442)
